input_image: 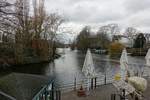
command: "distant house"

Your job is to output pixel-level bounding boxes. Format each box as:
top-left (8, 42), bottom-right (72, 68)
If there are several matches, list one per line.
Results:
top-left (0, 73), bottom-right (55, 100)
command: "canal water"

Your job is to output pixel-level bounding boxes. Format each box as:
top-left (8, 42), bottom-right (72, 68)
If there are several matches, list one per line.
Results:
top-left (10, 48), bottom-right (146, 89)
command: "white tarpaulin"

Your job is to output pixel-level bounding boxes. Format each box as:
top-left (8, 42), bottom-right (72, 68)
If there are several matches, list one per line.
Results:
top-left (128, 77), bottom-right (147, 92)
top-left (145, 48), bottom-right (150, 66)
top-left (82, 49), bottom-right (96, 91)
top-left (120, 48), bottom-right (129, 80)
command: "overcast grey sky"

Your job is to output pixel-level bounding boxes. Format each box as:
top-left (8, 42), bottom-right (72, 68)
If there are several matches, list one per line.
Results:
top-left (44, 0), bottom-right (150, 33)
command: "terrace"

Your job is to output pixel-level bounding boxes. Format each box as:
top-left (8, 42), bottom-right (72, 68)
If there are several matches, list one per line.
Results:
top-left (62, 76), bottom-right (150, 100)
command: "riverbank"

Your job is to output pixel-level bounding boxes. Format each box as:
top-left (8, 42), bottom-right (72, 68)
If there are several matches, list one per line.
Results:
top-left (0, 53), bottom-right (61, 70)
top-left (0, 41), bottom-right (62, 68)
top-left (0, 49), bottom-right (148, 99)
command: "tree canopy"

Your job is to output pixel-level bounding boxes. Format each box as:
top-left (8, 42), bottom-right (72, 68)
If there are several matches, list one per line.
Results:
top-left (133, 33), bottom-right (146, 48)
top-left (76, 25), bottom-right (111, 51)
top-left (76, 26), bottom-right (91, 51)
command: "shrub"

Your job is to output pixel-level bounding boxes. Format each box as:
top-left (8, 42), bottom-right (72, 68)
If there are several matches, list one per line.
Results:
top-left (109, 42), bottom-right (125, 58)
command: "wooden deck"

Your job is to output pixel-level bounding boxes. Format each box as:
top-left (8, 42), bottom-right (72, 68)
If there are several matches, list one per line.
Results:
top-left (62, 77), bottom-right (150, 100)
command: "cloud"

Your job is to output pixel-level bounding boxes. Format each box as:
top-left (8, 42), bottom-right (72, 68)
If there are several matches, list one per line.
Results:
top-left (124, 0), bottom-right (150, 14)
top-left (118, 8), bottom-right (150, 32)
top-left (45, 0), bottom-right (150, 33)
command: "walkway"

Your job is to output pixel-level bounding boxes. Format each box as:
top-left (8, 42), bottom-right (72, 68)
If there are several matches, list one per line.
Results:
top-left (62, 84), bottom-right (120, 100)
top-left (62, 77), bottom-right (150, 100)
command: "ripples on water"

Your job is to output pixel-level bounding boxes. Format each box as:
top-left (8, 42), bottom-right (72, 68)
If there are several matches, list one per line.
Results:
top-left (52, 48), bottom-right (146, 87)
top-left (9, 48), bottom-right (146, 88)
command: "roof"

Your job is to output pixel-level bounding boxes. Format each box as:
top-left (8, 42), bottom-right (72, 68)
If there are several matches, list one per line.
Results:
top-left (0, 73), bottom-right (53, 100)
top-left (0, 91), bottom-right (16, 100)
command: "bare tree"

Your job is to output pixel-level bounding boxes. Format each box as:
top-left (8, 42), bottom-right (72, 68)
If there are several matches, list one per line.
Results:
top-left (32, 0), bottom-right (46, 39)
top-left (98, 25), bottom-right (110, 34)
top-left (0, 0), bottom-right (64, 62)
top-left (108, 23), bottom-right (120, 35)
top-left (15, 0), bottom-right (32, 46)
top-left (0, 0), bottom-right (17, 41)
top-left (125, 27), bottom-right (137, 38)
top-left (43, 13), bottom-right (64, 58)
top-left (98, 24), bottom-right (120, 41)
top-left (13, 0), bottom-right (32, 63)
top-left (43, 13), bottom-right (64, 41)
top-left (97, 27), bottom-right (110, 49)
top-left (125, 27), bottom-right (137, 47)
top-left (32, 0), bottom-right (64, 58)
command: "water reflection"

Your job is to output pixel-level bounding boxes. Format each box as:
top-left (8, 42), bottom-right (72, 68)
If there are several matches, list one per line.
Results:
top-left (52, 49), bottom-right (146, 87)
top-left (12, 63), bottom-right (50, 75)
top-left (9, 48), bottom-right (146, 87)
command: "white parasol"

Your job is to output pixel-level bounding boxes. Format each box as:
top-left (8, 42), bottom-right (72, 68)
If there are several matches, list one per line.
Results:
top-left (145, 48), bottom-right (150, 66)
top-left (82, 49), bottom-right (96, 91)
top-left (120, 48), bottom-right (129, 80)
top-left (120, 48), bottom-right (128, 70)
top-left (82, 49), bottom-right (96, 78)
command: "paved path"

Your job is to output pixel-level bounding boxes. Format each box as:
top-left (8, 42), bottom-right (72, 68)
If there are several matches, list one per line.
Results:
top-left (62, 77), bottom-right (150, 100)
top-left (62, 84), bottom-right (120, 100)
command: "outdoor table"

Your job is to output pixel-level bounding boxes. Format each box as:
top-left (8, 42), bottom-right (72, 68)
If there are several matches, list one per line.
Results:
top-left (113, 80), bottom-right (135, 100)
top-left (113, 80), bottom-right (135, 96)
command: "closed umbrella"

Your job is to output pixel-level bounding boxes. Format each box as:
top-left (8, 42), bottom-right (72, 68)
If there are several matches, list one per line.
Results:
top-left (120, 48), bottom-right (129, 80)
top-left (82, 49), bottom-right (96, 91)
top-left (145, 48), bottom-right (150, 66)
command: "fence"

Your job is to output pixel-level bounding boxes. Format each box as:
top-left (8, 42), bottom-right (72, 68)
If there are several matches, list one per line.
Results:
top-left (56, 62), bottom-right (150, 93)
top-left (56, 74), bottom-right (117, 93)
top-left (50, 61), bottom-right (150, 100)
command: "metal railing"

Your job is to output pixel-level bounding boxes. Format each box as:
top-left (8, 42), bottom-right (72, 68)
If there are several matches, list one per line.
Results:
top-left (56, 63), bottom-right (150, 93)
top-left (56, 74), bottom-right (115, 93)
